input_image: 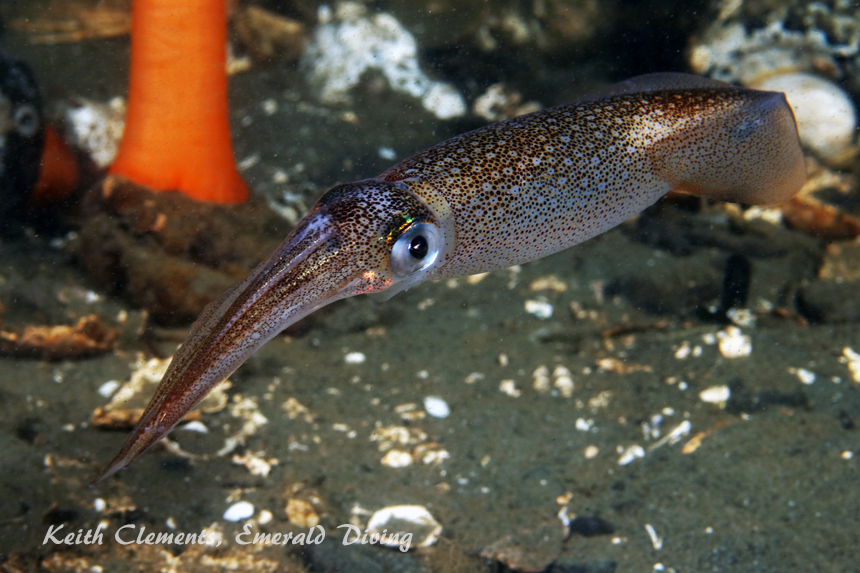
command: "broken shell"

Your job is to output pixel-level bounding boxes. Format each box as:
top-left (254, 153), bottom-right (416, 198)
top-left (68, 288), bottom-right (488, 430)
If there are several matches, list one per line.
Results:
top-left (223, 501), bottom-right (254, 522)
top-left (0, 315), bottom-right (116, 359)
top-left (699, 385), bottom-right (731, 408)
top-left (717, 326), bottom-right (751, 358)
top-left (366, 505), bottom-right (442, 550)
top-left (525, 299), bottom-right (553, 319)
top-left (286, 498), bottom-right (320, 528)
top-left (381, 450), bottom-right (413, 468)
top-left (423, 396), bottom-right (450, 418)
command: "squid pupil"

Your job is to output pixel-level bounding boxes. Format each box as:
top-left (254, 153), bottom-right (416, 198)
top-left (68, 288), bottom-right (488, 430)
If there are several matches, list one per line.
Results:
top-left (408, 236), bottom-right (429, 259)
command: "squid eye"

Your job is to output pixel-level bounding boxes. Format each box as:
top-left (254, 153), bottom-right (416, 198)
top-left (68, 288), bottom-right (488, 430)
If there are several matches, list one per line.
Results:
top-left (390, 222), bottom-right (442, 277)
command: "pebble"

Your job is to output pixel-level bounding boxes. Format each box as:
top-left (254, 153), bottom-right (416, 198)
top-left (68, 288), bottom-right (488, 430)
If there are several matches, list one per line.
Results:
top-left (344, 351), bottom-right (366, 364)
top-left (423, 396), bottom-right (450, 418)
top-left (553, 365), bottom-right (574, 397)
top-left (499, 379), bottom-right (521, 397)
top-left (223, 501), bottom-right (255, 522)
top-left (381, 449), bottom-right (413, 468)
top-left (178, 420), bottom-right (209, 433)
top-left (97, 380), bottom-right (121, 398)
top-left (617, 445), bottom-right (645, 465)
top-left (525, 300), bottom-right (554, 319)
top-left (699, 385), bottom-right (731, 407)
top-left (717, 326), bottom-right (751, 358)
top-left (790, 368), bottom-right (816, 385)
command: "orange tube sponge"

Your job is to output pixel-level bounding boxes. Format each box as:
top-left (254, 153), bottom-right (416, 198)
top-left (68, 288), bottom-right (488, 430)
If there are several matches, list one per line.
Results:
top-left (109, 0), bottom-right (248, 203)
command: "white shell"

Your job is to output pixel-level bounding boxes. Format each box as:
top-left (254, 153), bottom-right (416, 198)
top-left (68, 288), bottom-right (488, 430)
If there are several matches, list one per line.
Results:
top-left (699, 385), bottom-right (731, 407)
top-left (366, 505), bottom-right (442, 549)
top-left (423, 396), bottom-right (450, 418)
top-left (222, 501), bottom-right (255, 522)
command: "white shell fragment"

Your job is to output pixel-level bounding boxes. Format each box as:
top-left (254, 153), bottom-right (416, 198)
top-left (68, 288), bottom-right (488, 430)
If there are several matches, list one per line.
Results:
top-left (303, 2), bottom-right (466, 119)
top-left (344, 352), bottom-right (366, 364)
top-left (381, 450), bottom-right (413, 468)
top-left (532, 366), bottom-right (551, 393)
top-left (553, 366), bottom-right (574, 397)
top-left (789, 368), bottom-right (816, 385)
top-left (499, 379), bottom-right (521, 397)
top-left (178, 420), bottom-right (209, 433)
top-left (423, 396), bottom-right (450, 418)
top-left (366, 505), bottom-right (442, 550)
top-left (841, 347), bottom-right (860, 383)
top-left (97, 380), bottom-right (121, 398)
top-left (717, 327), bottom-right (751, 358)
top-left (525, 300), bottom-right (554, 319)
top-left (223, 501), bottom-right (255, 522)
top-left (699, 385), bottom-right (731, 408)
top-left (617, 445), bottom-right (645, 465)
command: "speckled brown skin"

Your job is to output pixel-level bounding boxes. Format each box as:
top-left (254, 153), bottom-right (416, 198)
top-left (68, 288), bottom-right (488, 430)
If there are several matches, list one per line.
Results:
top-left (94, 73), bottom-right (805, 483)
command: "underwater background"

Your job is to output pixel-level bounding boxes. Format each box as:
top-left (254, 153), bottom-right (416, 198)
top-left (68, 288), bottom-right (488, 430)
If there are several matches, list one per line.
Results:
top-left (0, 0), bottom-right (858, 571)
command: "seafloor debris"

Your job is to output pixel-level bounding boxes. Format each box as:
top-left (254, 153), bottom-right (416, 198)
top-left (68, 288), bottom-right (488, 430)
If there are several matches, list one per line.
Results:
top-left (0, 314), bottom-right (115, 359)
top-left (781, 194), bottom-right (860, 240)
top-left (480, 523), bottom-right (565, 572)
top-left (364, 505), bottom-right (442, 550)
top-left (223, 501), bottom-right (255, 522)
top-left (473, 83), bottom-right (542, 122)
top-left (689, 1), bottom-right (860, 159)
top-left (302, 2), bottom-right (466, 120)
top-left (797, 241), bottom-right (860, 322)
top-left (74, 177), bottom-right (290, 324)
top-left (689, 1), bottom-right (860, 89)
top-left (8, 0), bottom-right (131, 44)
top-left (233, 5), bottom-right (307, 62)
top-left (91, 356), bottom-right (228, 429)
top-left (285, 498), bottom-right (319, 528)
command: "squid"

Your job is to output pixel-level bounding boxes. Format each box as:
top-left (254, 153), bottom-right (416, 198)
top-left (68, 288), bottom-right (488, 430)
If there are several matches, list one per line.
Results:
top-left (93, 73), bottom-right (805, 483)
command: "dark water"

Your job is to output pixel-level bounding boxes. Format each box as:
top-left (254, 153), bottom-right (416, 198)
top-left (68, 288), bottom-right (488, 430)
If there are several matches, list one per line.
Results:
top-left (0, 2), bottom-right (858, 572)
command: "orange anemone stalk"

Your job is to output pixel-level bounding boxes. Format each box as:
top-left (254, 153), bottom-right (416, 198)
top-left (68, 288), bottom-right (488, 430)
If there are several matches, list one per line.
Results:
top-left (109, 0), bottom-right (249, 203)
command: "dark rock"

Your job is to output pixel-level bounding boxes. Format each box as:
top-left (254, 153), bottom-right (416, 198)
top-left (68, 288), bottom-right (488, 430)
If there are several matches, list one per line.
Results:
top-left (74, 177), bottom-right (292, 325)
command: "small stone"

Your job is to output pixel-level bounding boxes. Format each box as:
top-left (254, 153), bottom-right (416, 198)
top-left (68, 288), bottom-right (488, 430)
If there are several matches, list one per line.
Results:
top-left (381, 449), bottom-right (413, 468)
top-left (617, 445), bottom-right (645, 466)
top-left (717, 326), bottom-right (751, 358)
top-left (699, 385), bottom-right (731, 407)
top-left (223, 501), bottom-right (254, 522)
top-left (97, 380), bottom-right (120, 398)
top-left (344, 351), bottom-right (366, 364)
top-left (423, 396), bottom-right (450, 418)
top-left (525, 299), bottom-right (553, 319)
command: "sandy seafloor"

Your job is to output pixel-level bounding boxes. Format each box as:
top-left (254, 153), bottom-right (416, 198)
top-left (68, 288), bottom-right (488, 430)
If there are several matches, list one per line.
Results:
top-left (0, 16), bottom-right (859, 573)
